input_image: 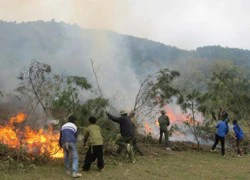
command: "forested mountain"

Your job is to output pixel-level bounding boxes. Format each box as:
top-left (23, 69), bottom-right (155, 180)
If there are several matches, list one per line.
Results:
top-left (1, 21), bottom-right (250, 142)
top-left (1, 20), bottom-right (250, 93)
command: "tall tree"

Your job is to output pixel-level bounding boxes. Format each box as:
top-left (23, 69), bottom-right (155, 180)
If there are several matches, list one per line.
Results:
top-left (16, 60), bottom-right (60, 119)
top-left (51, 75), bottom-right (91, 121)
top-left (177, 90), bottom-right (203, 148)
top-left (203, 64), bottom-right (250, 127)
top-left (134, 68), bottom-right (180, 115)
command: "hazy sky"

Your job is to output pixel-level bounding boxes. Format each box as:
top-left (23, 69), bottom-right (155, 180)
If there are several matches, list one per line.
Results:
top-left (1, 0), bottom-right (250, 50)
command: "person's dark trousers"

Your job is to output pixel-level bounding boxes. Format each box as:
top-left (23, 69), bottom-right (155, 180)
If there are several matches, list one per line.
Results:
top-left (236, 139), bottom-right (243, 156)
top-left (83, 145), bottom-right (104, 171)
top-left (211, 134), bottom-right (225, 155)
top-left (132, 138), bottom-right (143, 156)
top-left (116, 136), bottom-right (133, 154)
top-left (159, 129), bottom-right (165, 144)
top-left (159, 129), bottom-right (169, 148)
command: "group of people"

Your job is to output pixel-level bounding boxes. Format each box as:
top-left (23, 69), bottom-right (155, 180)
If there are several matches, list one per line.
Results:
top-left (58, 110), bottom-right (143, 178)
top-left (58, 108), bottom-right (244, 178)
top-left (211, 110), bottom-right (244, 157)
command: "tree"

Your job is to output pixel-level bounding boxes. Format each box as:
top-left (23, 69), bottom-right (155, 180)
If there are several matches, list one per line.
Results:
top-left (203, 64), bottom-right (250, 127)
top-left (79, 97), bottom-right (109, 127)
top-left (133, 68), bottom-right (180, 115)
top-left (51, 75), bottom-right (91, 121)
top-left (16, 60), bottom-right (60, 120)
top-left (177, 90), bottom-right (203, 148)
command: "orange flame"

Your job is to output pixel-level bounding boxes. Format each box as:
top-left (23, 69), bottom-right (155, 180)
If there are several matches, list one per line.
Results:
top-left (155, 119), bottom-right (159, 126)
top-left (9, 112), bottom-right (26, 125)
top-left (143, 105), bottom-right (203, 141)
top-left (0, 113), bottom-right (63, 158)
top-left (144, 122), bottom-right (152, 134)
top-left (165, 106), bottom-right (187, 124)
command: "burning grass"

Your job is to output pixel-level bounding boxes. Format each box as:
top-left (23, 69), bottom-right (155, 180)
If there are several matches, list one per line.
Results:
top-left (0, 113), bottom-right (63, 162)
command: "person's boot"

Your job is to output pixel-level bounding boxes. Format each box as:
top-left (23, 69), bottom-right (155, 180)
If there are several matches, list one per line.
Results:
top-left (126, 144), bottom-right (131, 153)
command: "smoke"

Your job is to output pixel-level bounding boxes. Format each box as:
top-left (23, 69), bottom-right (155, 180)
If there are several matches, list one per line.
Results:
top-left (2, 0), bottom-right (250, 50)
top-left (137, 102), bottom-right (210, 144)
top-left (0, 0), bottom-right (141, 111)
top-left (0, 21), bottom-right (140, 115)
top-left (0, 0), bottom-right (130, 30)
top-left (86, 32), bottom-right (140, 110)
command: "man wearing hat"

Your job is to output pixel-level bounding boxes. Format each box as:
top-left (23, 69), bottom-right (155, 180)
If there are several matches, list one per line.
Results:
top-left (158, 109), bottom-right (171, 150)
top-left (106, 110), bottom-right (135, 162)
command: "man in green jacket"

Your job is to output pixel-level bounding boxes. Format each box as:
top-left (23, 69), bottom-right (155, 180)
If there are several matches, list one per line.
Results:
top-left (158, 110), bottom-right (171, 150)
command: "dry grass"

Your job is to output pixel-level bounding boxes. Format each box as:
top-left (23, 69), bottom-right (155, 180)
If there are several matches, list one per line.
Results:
top-left (2, 147), bottom-right (250, 180)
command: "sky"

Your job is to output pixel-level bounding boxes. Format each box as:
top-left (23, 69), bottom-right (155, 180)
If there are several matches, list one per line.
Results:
top-left (0, 0), bottom-right (250, 50)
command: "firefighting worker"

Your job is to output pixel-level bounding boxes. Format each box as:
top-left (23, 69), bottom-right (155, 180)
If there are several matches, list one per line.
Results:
top-left (232, 119), bottom-right (244, 157)
top-left (211, 111), bottom-right (229, 156)
top-left (59, 115), bottom-right (82, 178)
top-left (129, 110), bottom-right (144, 156)
top-left (106, 110), bottom-right (135, 163)
top-left (158, 110), bottom-right (171, 150)
top-left (217, 107), bottom-right (223, 120)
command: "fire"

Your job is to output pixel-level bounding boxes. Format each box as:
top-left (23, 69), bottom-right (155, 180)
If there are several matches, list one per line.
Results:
top-left (0, 113), bottom-right (63, 158)
top-left (144, 122), bottom-right (152, 134)
top-left (155, 119), bottom-right (159, 126)
top-left (9, 112), bottom-right (26, 124)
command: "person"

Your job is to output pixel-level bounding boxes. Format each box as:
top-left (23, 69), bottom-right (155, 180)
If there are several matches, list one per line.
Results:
top-left (158, 110), bottom-right (171, 150)
top-left (59, 115), bottom-right (82, 178)
top-left (211, 111), bottom-right (229, 156)
top-left (217, 107), bottom-right (223, 120)
top-left (106, 110), bottom-right (135, 163)
top-left (129, 110), bottom-right (143, 156)
top-left (232, 119), bottom-right (244, 156)
top-left (82, 116), bottom-right (104, 171)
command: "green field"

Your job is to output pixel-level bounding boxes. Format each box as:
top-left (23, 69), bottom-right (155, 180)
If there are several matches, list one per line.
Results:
top-left (2, 148), bottom-right (250, 180)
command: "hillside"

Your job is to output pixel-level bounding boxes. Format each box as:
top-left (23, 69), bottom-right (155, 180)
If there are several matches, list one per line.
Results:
top-left (1, 21), bottom-right (250, 76)
top-left (1, 20), bottom-right (250, 100)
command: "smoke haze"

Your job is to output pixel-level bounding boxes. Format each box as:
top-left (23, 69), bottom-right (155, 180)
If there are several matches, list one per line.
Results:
top-left (1, 0), bottom-right (250, 50)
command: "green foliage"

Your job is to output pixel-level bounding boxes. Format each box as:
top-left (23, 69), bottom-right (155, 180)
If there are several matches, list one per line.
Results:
top-left (134, 68), bottom-right (180, 112)
top-left (202, 63), bottom-right (250, 126)
top-left (177, 90), bottom-right (204, 148)
top-left (78, 97), bottom-right (109, 126)
top-left (16, 60), bottom-right (62, 119)
top-left (66, 76), bottom-right (91, 89)
top-left (152, 68), bottom-right (180, 105)
top-left (51, 75), bottom-right (92, 122)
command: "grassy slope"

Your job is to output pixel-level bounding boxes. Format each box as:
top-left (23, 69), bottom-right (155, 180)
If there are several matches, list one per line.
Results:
top-left (2, 149), bottom-right (250, 180)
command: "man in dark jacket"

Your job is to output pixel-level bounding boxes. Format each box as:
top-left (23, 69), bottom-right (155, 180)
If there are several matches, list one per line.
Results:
top-left (106, 110), bottom-right (135, 163)
top-left (59, 115), bottom-right (82, 178)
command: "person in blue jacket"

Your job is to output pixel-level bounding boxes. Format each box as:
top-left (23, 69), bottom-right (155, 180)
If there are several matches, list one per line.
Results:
top-left (232, 119), bottom-right (244, 156)
top-left (59, 115), bottom-right (82, 178)
top-left (211, 111), bottom-right (229, 156)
